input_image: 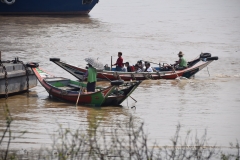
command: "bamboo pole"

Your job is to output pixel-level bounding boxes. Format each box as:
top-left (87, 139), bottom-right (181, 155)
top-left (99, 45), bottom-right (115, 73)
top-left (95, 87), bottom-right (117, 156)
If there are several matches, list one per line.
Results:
top-left (111, 56), bottom-right (112, 71)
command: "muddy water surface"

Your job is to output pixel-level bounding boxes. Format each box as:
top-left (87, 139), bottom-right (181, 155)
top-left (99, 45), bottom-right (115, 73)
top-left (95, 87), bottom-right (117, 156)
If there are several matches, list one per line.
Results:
top-left (0, 0), bottom-right (240, 151)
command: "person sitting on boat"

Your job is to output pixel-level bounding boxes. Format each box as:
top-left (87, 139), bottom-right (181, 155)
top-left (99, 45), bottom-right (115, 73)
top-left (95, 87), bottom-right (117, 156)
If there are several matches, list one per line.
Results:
top-left (84, 64), bottom-right (97, 92)
top-left (174, 51), bottom-right (187, 70)
top-left (134, 64), bottom-right (143, 72)
top-left (124, 62), bottom-right (134, 72)
top-left (122, 64), bottom-right (127, 72)
top-left (144, 62), bottom-right (153, 72)
top-left (112, 52), bottom-right (124, 71)
top-left (137, 60), bottom-right (146, 72)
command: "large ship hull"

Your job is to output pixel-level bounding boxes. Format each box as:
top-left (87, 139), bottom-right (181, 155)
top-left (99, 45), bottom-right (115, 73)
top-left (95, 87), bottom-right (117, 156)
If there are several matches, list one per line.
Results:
top-left (0, 0), bottom-right (99, 15)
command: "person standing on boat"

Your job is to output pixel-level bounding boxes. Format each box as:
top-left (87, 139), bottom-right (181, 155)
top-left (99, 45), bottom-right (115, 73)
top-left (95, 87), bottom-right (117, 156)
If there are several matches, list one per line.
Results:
top-left (174, 51), bottom-right (187, 70)
top-left (144, 62), bottom-right (153, 72)
top-left (84, 64), bottom-right (97, 92)
top-left (112, 52), bottom-right (124, 71)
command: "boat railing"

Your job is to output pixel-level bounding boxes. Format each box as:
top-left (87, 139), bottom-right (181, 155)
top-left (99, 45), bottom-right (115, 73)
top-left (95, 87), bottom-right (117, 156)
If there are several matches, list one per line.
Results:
top-left (101, 70), bottom-right (174, 75)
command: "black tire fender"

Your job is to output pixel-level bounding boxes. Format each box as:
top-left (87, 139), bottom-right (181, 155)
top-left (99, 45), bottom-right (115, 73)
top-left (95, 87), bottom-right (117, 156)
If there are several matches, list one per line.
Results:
top-left (200, 53), bottom-right (211, 58)
top-left (50, 58), bottom-right (60, 62)
top-left (206, 56), bottom-right (218, 61)
top-left (4, 0), bottom-right (15, 5)
top-left (111, 80), bottom-right (124, 86)
top-left (26, 62), bottom-right (39, 68)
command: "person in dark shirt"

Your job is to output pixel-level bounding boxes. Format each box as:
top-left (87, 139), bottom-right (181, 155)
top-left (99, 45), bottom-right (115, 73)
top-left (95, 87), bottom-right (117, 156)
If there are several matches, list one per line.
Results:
top-left (124, 62), bottom-right (133, 72)
top-left (112, 52), bottom-right (123, 71)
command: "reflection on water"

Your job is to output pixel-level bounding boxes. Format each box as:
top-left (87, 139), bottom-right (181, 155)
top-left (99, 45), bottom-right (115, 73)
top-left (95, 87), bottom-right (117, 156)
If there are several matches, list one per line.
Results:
top-left (1, 0), bottom-right (240, 151)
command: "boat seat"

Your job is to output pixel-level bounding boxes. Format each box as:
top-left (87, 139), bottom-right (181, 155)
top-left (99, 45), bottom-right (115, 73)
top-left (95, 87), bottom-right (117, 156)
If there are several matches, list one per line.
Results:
top-left (44, 77), bottom-right (70, 87)
top-left (44, 77), bottom-right (70, 82)
top-left (58, 86), bottom-right (76, 90)
top-left (68, 84), bottom-right (82, 88)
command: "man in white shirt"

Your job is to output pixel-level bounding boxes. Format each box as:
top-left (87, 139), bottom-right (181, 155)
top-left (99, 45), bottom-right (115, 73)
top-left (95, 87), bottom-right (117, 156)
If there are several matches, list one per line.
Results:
top-left (145, 62), bottom-right (153, 72)
top-left (137, 60), bottom-right (146, 72)
top-left (134, 64), bottom-right (143, 72)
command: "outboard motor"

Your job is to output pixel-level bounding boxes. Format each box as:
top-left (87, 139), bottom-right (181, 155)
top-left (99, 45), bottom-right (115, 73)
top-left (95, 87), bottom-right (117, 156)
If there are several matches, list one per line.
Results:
top-left (200, 53), bottom-right (212, 62)
top-left (199, 53), bottom-right (218, 61)
top-left (206, 56), bottom-right (219, 61)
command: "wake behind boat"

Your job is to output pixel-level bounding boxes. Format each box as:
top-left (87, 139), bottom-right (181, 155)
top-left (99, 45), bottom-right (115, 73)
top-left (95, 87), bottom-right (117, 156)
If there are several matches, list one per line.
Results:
top-left (50, 53), bottom-right (218, 81)
top-left (26, 63), bottom-right (141, 107)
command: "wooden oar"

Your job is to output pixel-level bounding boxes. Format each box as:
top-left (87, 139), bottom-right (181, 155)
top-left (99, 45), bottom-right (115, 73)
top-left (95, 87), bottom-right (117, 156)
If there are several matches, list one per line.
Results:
top-left (129, 95), bottom-right (137, 103)
top-left (171, 64), bottom-right (188, 80)
top-left (171, 65), bottom-right (181, 80)
top-left (76, 81), bottom-right (82, 107)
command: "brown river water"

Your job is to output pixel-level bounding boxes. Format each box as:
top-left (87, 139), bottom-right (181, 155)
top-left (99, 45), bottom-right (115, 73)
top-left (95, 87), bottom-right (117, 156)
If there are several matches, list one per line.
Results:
top-left (0, 0), bottom-right (240, 152)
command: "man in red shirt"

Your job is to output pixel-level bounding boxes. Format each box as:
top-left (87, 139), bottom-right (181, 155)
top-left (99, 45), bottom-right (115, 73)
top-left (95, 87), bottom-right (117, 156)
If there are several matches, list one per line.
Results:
top-left (112, 52), bottom-right (123, 71)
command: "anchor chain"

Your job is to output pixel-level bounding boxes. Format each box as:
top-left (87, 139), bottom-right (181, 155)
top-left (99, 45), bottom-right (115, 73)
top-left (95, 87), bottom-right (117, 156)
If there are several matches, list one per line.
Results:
top-left (0, 62), bottom-right (8, 99)
top-left (20, 61), bottom-right (29, 91)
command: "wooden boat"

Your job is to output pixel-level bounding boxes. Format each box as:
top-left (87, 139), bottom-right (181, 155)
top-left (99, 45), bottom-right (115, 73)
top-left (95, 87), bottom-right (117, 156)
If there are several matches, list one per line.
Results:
top-left (26, 63), bottom-right (141, 106)
top-left (50, 53), bottom-right (218, 81)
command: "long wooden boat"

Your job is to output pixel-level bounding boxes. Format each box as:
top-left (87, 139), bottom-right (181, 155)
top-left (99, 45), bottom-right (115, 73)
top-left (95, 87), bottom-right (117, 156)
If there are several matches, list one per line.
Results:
top-left (50, 53), bottom-right (218, 81)
top-left (26, 63), bottom-right (141, 106)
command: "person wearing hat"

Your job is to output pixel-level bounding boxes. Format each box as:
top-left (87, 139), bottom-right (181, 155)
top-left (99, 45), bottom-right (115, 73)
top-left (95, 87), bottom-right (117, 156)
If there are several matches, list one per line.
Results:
top-left (84, 63), bottom-right (97, 92)
top-left (112, 52), bottom-right (124, 71)
top-left (174, 51), bottom-right (187, 70)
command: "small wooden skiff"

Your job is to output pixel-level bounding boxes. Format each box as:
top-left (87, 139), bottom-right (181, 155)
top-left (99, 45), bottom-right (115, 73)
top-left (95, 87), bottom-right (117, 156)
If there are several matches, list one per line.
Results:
top-left (27, 63), bottom-right (141, 106)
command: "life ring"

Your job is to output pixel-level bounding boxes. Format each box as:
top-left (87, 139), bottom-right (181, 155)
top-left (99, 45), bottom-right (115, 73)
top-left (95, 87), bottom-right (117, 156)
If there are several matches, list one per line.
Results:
top-left (200, 53), bottom-right (211, 58)
top-left (4, 0), bottom-right (15, 5)
top-left (26, 62), bottom-right (39, 68)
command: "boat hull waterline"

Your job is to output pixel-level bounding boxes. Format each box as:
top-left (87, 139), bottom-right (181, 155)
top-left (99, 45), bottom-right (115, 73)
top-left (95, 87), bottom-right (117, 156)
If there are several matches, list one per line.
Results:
top-left (0, 0), bottom-right (99, 15)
